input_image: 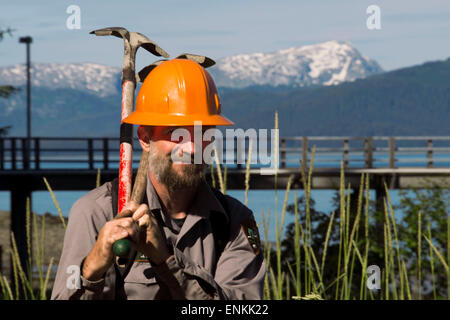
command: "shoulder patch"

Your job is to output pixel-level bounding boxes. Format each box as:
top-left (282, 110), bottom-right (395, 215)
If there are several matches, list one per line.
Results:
top-left (241, 218), bottom-right (261, 255)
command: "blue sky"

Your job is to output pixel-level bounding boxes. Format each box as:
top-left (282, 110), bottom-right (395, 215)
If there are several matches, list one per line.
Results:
top-left (0, 0), bottom-right (449, 72)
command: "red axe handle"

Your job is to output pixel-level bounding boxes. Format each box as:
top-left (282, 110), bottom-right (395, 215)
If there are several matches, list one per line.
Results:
top-left (113, 150), bottom-right (149, 260)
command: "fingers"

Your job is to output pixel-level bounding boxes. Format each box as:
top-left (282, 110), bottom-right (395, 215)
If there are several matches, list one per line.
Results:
top-left (130, 204), bottom-right (151, 229)
top-left (109, 203), bottom-right (151, 246)
top-left (115, 208), bottom-right (133, 219)
top-left (137, 214), bottom-right (150, 229)
top-left (115, 201), bottom-right (140, 219)
top-left (108, 202), bottom-right (167, 261)
top-left (105, 218), bottom-right (137, 245)
top-left (131, 203), bottom-right (150, 221)
top-left (108, 225), bottom-right (129, 244)
top-left (134, 205), bottom-right (159, 231)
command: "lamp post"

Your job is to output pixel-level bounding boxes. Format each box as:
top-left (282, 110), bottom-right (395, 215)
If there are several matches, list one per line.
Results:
top-left (11, 36), bottom-right (33, 285)
top-left (19, 36), bottom-right (32, 170)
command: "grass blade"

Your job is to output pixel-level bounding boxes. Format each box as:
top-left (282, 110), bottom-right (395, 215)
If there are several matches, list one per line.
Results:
top-left (1, 275), bottom-right (13, 300)
top-left (427, 223), bottom-right (437, 300)
top-left (335, 161), bottom-right (345, 300)
top-left (213, 147), bottom-right (226, 194)
top-left (41, 257), bottom-right (54, 300)
top-left (402, 260), bottom-right (412, 300)
top-left (447, 215), bottom-right (450, 300)
top-left (244, 139), bottom-right (253, 206)
top-left (293, 191), bottom-right (301, 296)
top-left (423, 235), bottom-right (449, 273)
top-left (309, 246), bottom-right (324, 292)
top-left (269, 267), bottom-right (279, 300)
top-left (321, 210), bottom-right (335, 279)
top-left (417, 210), bottom-right (422, 299)
top-left (43, 177), bottom-right (66, 229)
top-left (96, 168), bottom-right (101, 188)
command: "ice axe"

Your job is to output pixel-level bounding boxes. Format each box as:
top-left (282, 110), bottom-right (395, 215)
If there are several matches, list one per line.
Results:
top-left (113, 54), bottom-right (217, 262)
top-left (90, 27), bottom-right (169, 259)
top-left (136, 53), bottom-right (215, 82)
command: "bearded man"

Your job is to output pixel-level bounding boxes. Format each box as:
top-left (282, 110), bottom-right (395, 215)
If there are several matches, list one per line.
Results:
top-left (51, 59), bottom-right (266, 300)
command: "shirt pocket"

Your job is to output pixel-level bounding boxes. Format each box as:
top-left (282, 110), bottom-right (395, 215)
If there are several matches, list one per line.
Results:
top-left (123, 262), bottom-right (161, 299)
top-left (123, 262), bottom-right (158, 284)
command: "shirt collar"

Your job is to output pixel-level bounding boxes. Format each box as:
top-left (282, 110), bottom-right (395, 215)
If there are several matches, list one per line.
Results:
top-left (145, 172), bottom-right (162, 212)
top-left (189, 179), bottom-right (229, 223)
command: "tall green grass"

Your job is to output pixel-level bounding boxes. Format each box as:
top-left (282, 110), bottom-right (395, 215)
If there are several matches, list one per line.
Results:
top-left (0, 180), bottom-right (58, 299)
top-left (1, 132), bottom-right (449, 300)
top-left (258, 152), bottom-right (450, 300)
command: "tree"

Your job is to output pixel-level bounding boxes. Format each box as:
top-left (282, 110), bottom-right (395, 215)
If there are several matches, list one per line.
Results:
top-left (0, 85), bottom-right (19, 99)
top-left (275, 181), bottom-right (450, 300)
top-left (396, 179), bottom-right (450, 299)
top-left (279, 190), bottom-right (377, 298)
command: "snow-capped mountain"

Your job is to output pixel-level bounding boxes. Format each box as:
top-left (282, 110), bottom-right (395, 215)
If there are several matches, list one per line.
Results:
top-left (209, 40), bottom-right (383, 88)
top-left (0, 53), bottom-right (446, 138)
top-left (0, 41), bottom-right (382, 96)
top-left (0, 63), bottom-right (121, 97)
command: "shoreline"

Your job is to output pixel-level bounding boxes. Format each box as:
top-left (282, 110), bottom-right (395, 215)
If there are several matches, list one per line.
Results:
top-left (0, 210), bottom-right (67, 281)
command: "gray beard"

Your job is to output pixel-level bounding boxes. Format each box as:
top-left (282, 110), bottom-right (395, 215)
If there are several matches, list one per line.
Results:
top-left (148, 145), bottom-right (207, 193)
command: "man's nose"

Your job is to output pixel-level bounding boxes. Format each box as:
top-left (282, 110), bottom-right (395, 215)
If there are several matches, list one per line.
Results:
top-left (177, 139), bottom-right (196, 156)
top-left (174, 126), bottom-right (212, 158)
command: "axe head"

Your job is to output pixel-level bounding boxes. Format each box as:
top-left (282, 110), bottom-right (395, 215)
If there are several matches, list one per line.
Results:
top-left (134, 32), bottom-right (170, 58)
top-left (90, 27), bottom-right (130, 40)
top-left (136, 60), bottom-right (167, 83)
top-left (90, 27), bottom-right (169, 58)
top-left (175, 53), bottom-right (215, 68)
top-left (136, 54), bottom-right (216, 83)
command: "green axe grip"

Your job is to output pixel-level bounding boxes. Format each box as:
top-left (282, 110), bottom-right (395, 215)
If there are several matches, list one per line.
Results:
top-left (113, 238), bottom-right (133, 258)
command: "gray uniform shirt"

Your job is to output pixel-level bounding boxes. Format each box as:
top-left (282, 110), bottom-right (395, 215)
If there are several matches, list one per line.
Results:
top-left (51, 177), bottom-right (266, 300)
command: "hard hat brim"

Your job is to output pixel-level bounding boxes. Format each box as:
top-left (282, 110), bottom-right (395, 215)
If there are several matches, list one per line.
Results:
top-left (123, 111), bottom-right (234, 126)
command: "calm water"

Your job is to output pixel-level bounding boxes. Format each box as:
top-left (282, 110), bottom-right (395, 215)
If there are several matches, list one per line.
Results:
top-left (1, 146), bottom-right (435, 241)
top-left (0, 188), bottom-right (409, 242)
top-left (0, 139), bottom-right (445, 284)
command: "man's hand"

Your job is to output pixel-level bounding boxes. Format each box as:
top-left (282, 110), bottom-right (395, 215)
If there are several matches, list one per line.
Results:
top-left (81, 213), bottom-right (136, 281)
top-left (130, 203), bottom-right (171, 265)
top-left (82, 202), bottom-right (170, 281)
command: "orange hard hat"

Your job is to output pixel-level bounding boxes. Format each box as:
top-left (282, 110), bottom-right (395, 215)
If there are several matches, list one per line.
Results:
top-left (123, 59), bottom-right (234, 126)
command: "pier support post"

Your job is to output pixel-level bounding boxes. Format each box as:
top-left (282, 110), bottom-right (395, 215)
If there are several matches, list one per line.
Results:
top-left (10, 178), bottom-right (32, 281)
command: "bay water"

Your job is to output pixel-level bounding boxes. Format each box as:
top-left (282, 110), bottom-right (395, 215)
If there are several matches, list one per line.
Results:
top-left (0, 187), bottom-right (409, 242)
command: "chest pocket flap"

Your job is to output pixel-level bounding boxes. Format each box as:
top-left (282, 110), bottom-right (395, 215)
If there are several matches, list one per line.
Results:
top-left (124, 262), bottom-right (158, 284)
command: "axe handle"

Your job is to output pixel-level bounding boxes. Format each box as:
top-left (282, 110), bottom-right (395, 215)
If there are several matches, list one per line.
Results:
top-left (130, 150), bottom-right (149, 203)
top-left (113, 150), bottom-right (149, 260)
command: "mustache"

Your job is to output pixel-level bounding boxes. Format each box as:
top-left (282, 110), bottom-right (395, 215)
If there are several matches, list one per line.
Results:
top-left (169, 147), bottom-right (201, 164)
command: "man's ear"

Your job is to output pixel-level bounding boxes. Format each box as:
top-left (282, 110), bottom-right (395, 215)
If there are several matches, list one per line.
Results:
top-left (137, 126), bottom-right (151, 152)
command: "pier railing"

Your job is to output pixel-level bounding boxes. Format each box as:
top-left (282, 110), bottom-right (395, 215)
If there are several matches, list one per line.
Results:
top-left (1, 136), bottom-right (450, 170)
top-left (280, 136), bottom-right (450, 169)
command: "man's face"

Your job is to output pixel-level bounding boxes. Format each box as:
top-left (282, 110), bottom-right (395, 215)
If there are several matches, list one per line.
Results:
top-left (145, 125), bottom-right (214, 192)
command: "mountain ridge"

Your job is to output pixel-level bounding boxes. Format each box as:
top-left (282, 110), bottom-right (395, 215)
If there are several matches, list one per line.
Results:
top-left (210, 40), bottom-right (383, 88)
top-left (0, 62), bottom-right (121, 98)
top-left (0, 40), bottom-right (382, 99)
top-left (219, 58), bottom-right (450, 136)
top-left (1, 49), bottom-right (447, 138)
